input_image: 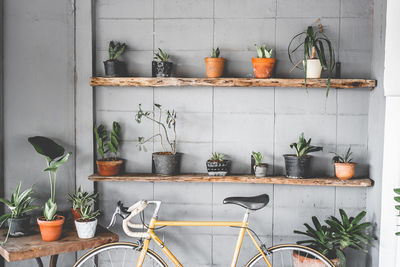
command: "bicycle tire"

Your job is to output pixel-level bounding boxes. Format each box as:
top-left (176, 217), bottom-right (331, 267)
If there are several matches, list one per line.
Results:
top-left (245, 244), bottom-right (335, 267)
top-left (73, 242), bottom-right (168, 267)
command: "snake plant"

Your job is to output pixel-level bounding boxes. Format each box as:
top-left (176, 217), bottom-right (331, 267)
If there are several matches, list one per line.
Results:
top-left (290, 133), bottom-right (323, 157)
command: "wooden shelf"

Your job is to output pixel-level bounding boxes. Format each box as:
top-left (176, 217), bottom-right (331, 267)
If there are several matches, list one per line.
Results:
top-left (90, 77), bottom-right (376, 89)
top-left (88, 173), bottom-right (373, 187)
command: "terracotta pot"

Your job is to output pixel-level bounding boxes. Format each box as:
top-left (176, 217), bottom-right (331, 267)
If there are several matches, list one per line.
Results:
top-left (252, 58), bottom-right (275, 78)
top-left (334, 163), bottom-right (356, 180)
top-left (204, 57), bottom-right (225, 78)
top-left (293, 251), bottom-right (340, 267)
top-left (96, 159), bottom-right (124, 176)
top-left (37, 215), bottom-right (65, 242)
top-left (71, 208), bottom-right (81, 231)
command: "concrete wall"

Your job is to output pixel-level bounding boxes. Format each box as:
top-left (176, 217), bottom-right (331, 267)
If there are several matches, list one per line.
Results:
top-left (95, 0), bottom-right (373, 266)
top-left (3, 0), bottom-right (75, 266)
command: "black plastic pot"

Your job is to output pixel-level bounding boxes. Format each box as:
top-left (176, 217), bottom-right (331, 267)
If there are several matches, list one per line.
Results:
top-left (152, 61), bottom-right (173, 77)
top-left (152, 152), bottom-right (181, 175)
top-left (206, 160), bottom-right (231, 176)
top-left (7, 216), bottom-right (30, 237)
top-left (283, 154), bottom-right (311, 178)
top-left (103, 60), bottom-right (127, 77)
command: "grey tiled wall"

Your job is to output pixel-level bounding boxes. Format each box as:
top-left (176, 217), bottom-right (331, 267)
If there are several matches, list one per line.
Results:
top-left (95, 0), bottom-right (371, 266)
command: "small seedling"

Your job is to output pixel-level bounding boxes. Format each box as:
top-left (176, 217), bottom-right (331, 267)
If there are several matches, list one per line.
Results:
top-left (211, 47), bottom-right (220, 58)
top-left (210, 152), bottom-right (224, 162)
top-left (252, 151), bottom-right (264, 166)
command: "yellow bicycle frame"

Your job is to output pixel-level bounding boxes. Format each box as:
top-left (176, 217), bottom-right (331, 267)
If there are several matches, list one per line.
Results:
top-left (135, 210), bottom-right (271, 267)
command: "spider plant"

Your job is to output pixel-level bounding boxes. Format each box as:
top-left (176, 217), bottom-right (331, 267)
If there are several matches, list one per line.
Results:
top-left (288, 23), bottom-right (335, 97)
top-left (332, 146), bottom-right (353, 163)
top-left (290, 133), bottom-right (323, 157)
top-left (78, 204), bottom-right (101, 222)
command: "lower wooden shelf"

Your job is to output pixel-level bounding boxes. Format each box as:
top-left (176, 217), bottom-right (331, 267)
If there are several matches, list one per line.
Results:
top-left (88, 173), bottom-right (373, 187)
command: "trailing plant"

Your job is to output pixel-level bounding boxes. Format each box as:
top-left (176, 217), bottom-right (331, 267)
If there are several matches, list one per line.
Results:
top-left (394, 188), bottom-right (400, 235)
top-left (67, 186), bottom-right (98, 210)
top-left (0, 182), bottom-right (40, 244)
top-left (209, 152), bottom-right (224, 162)
top-left (211, 47), bottom-right (220, 58)
top-left (108, 41), bottom-right (127, 61)
top-left (94, 121), bottom-right (121, 160)
top-left (288, 22), bottom-right (335, 96)
top-left (252, 151), bottom-right (264, 166)
top-left (28, 136), bottom-right (71, 221)
top-left (135, 103), bottom-right (177, 154)
top-left (290, 132), bottom-right (323, 157)
top-left (332, 146), bottom-right (353, 163)
top-left (295, 209), bottom-right (374, 267)
top-left (78, 204), bottom-right (100, 222)
top-left (154, 48), bottom-right (170, 62)
top-left (255, 44), bottom-right (273, 58)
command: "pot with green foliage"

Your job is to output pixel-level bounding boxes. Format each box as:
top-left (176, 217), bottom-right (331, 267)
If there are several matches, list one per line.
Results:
top-left (294, 209), bottom-right (374, 267)
top-left (104, 41), bottom-right (127, 77)
top-left (28, 136), bottom-right (71, 242)
top-left (135, 103), bottom-right (181, 175)
top-left (251, 151), bottom-right (268, 177)
top-left (205, 47), bottom-right (225, 78)
top-left (252, 44), bottom-right (275, 78)
top-left (283, 133), bottom-right (322, 178)
top-left (394, 188), bottom-right (400, 236)
top-left (94, 121), bottom-right (123, 176)
top-left (0, 182), bottom-right (39, 244)
top-left (67, 186), bottom-right (98, 229)
top-left (152, 48), bottom-right (172, 77)
top-left (206, 153), bottom-right (231, 176)
top-left (288, 23), bottom-right (335, 97)
top-left (332, 146), bottom-right (355, 181)
top-left (75, 204), bottom-right (100, 239)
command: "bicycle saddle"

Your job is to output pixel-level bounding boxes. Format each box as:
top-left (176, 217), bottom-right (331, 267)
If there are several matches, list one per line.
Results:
top-left (223, 194), bottom-right (269, 210)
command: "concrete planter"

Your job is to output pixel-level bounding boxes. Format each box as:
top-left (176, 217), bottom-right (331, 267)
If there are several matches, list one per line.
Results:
top-left (153, 152), bottom-right (181, 175)
top-left (152, 61), bottom-right (172, 77)
top-left (206, 160), bottom-right (231, 176)
top-left (254, 164), bottom-right (268, 177)
top-left (7, 216), bottom-right (30, 237)
top-left (75, 218), bottom-right (97, 239)
top-left (303, 59), bottom-right (322, 78)
top-left (283, 154), bottom-right (311, 178)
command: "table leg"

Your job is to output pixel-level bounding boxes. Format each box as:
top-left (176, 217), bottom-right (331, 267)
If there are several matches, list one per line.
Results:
top-left (49, 255), bottom-right (58, 267)
top-left (35, 258), bottom-right (44, 267)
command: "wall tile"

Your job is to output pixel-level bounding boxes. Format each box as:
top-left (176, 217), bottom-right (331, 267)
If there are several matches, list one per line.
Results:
top-left (338, 88), bottom-right (370, 115)
top-left (215, 0), bottom-right (276, 19)
top-left (177, 142), bottom-right (212, 173)
top-left (217, 51), bottom-right (256, 77)
top-left (339, 18), bottom-right (372, 51)
top-left (155, 0), bottom-right (213, 18)
top-left (337, 115), bottom-right (368, 145)
top-left (96, 0), bottom-right (153, 19)
top-left (341, 0), bottom-right (372, 18)
top-left (277, 0), bottom-right (340, 18)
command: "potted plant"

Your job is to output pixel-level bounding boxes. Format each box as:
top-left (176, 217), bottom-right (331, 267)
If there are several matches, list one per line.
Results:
top-left (103, 41), bottom-right (127, 77)
top-left (394, 188), bottom-right (400, 236)
top-left (252, 44), bottom-right (275, 78)
top-left (251, 151), bottom-right (268, 177)
top-left (28, 136), bottom-right (71, 242)
top-left (204, 47), bottom-right (225, 78)
top-left (0, 182), bottom-right (39, 244)
top-left (294, 209), bottom-right (374, 267)
top-left (135, 103), bottom-right (181, 175)
top-left (332, 146), bottom-right (355, 180)
top-left (75, 204), bottom-right (100, 239)
top-left (206, 153), bottom-right (231, 176)
top-left (67, 186), bottom-right (98, 227)
top-left (283, 133), bottom-right (323, 178)
top-left (152, 48), bottom-right (172, 77)
top-left (94, 121), bottom-right (123, 176)
top-left (288, 23), bottom-right (335, 96)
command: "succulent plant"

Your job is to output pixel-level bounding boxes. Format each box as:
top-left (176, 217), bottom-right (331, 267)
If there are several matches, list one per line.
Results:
top-left (255, 44), bottom-right (273, 58)
top-left (210, 152), bottom-right (224, 162)
top-left (154, 48), bottom-right (170, 62)
top-left (252, 151), bottom-right (264, 166)
top-left (78, 204), bottom-right (100, 222)
top-left (332, 146), bottom-right (353, 163)
top-left (108, 41), bottom-right (127, 61)
top-left (290, 132), bottom-right (323, 157)
top-left (211, 47), bottom-right (220, 58)
top-left (67, 186), bottom-right (98, 210)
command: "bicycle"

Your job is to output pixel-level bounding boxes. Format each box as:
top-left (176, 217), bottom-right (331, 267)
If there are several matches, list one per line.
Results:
top-left (74, 194), bottom-right (334, 267)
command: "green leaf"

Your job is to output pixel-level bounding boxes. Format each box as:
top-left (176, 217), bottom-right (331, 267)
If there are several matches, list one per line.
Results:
top-left (0, 214), bottom-right (11, 227)
top-left (394, 188), bottom-right (400, 195)
top-left (44, 199), bottom-right (57, 221)
top-left (44, 152), bottom-right (71, 172)
top-left (28, 136), bottom-right (65, 161)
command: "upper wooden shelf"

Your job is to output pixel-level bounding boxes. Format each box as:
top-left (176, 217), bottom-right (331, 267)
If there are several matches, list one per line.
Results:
top-left (88, 173), bottom-right (373, 187)
top-left (90, 77), bottom-right (376, 89)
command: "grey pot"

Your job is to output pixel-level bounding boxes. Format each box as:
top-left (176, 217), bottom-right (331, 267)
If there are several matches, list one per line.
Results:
top-left (153, 152), bottom-right (182, 175)
top-left (283, 154), bottom-right (311, 178)
top-left (7, 216), bottom-right (30, 237)
top-left (75, 218), bottom-right (97, 239)
top-left (254, 164), bottom-right (268, 177)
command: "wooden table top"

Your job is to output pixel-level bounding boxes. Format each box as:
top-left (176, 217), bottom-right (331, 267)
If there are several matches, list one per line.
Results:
top-left (0, 224), bottom-right (119, 262)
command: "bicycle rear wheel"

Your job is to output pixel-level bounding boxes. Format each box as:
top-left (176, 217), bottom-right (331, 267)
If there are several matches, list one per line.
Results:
top-left (245, 244), bottom-right (336, 267)
top-left (73, 242), bottom-right (167, 267)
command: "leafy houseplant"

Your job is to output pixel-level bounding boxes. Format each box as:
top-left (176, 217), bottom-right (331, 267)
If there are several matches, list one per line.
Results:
top-left (394, 188), bottom-right (400, 236)
top-left (75, 204), bottom-right (100, 239)
top-left (28, 136), bottom-right (71, 242)
top-left (251, 151), bottom-right (268, 177)
top-left (135, 103), bottom-right (181, 175)
top-left (283, 133), bottom-right (323, 178)
top-left (103, 41), bottom-right (127, 77)
top-left (204, 47), bottom-right (225, 78)
top-left (288, 23), bottom-right (335, 96)
top-left (0, 182), bottom-right (39, 244)
top-left (332, 146), bottom-right (355, 180)
top-left (94, 121), bottom-right (123, 176)
top-left (252, 44), bottom-right (275, 78)
top-left (152, 48), bottom-right (173, 77)
top-left (294, 209), bottom-right (374, 267)
top-left (67, 186), bottom-right (98, 225)
top-left (206, 153), bottom-right (231, 176)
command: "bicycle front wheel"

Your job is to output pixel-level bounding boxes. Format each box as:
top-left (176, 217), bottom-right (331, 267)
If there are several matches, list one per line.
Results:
top-left (73, 242), bottom-right (167, 267)
top-left (246, 244), bottom-right (335, 267)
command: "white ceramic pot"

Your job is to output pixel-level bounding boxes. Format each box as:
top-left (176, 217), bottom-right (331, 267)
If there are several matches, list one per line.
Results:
top-left (303, 59), bottom-right (322, 78)
top-left (75, 218), bottom-right (97, 239)
top-left (254, 164), bottom-right (268, 177)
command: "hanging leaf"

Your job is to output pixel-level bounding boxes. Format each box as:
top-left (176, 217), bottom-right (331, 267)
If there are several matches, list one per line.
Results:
top-left (28, 136), bottom-right (65, 161)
